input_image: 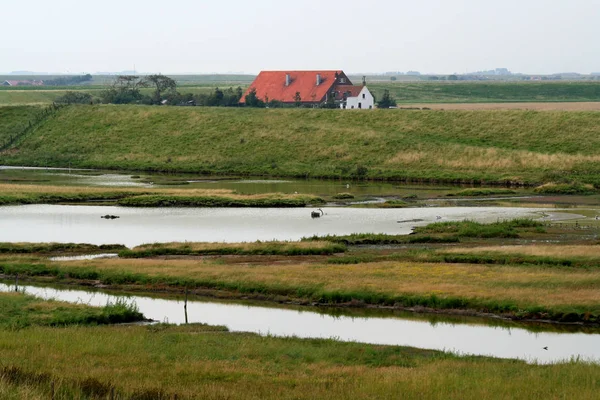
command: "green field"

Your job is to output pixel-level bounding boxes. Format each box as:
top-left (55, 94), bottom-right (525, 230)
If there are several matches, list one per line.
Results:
top-left (2, 81), bottom-right (600, 105)
top-left (2, 105), bottom-right (600, 185)
top-left (367, 81), bottom-right (600, 103)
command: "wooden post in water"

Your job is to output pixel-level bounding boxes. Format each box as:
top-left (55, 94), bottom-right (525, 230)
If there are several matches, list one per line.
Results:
top-left (14, 273), bottom-right (18, 292)
top-left (184, 286), bottom-right (189, 325)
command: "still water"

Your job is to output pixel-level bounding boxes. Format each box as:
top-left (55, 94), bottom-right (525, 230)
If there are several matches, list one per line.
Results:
top-left (0, 204), bottom-right (549, 247)
top-left (2, 283), bottom-right (598, 365)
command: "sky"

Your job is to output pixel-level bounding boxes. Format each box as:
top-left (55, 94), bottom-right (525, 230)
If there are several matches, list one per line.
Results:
top-left (2, 0), bottom-right (599, 75)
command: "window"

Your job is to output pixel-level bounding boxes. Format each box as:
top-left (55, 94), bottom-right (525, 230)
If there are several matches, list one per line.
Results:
top-left (362, 93), bottom-right (365, 99)
top-left (340, 78), bottom-right (346, 83)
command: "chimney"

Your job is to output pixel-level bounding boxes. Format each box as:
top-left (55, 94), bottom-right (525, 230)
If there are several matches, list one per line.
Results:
top-left (285, 74), bottom-right (291, 86)
top-left (316, 74), bottom-right (321, 86)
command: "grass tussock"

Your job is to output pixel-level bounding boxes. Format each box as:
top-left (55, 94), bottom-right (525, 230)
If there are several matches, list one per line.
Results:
top-left (534, 182), bottom-right (596, 194)
top-left (447, 188), bottom-right (517, 197)
top-left (120, 241), bottom-right (346, 258)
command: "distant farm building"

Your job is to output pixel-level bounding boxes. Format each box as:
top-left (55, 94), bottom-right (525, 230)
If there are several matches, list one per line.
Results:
top-left (240, 70), bottom-right (374, 109)
top-left (2, 80), bottom-right (44, 86)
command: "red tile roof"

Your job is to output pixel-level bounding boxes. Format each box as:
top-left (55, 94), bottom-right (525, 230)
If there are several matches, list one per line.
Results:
top-left (332, 85), bottom-right (363, 100)
top-left (240, 70), bottom-right (352, 104)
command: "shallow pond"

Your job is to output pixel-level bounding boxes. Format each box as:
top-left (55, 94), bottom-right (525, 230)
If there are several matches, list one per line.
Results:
top-left (2, 282), bottom-right (599, 364)
top-left (0, 204), bottom-right (552, 247)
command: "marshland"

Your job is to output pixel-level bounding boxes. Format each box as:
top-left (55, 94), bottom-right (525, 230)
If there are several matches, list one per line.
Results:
top-left (2, 80), bottom-right (600, 399)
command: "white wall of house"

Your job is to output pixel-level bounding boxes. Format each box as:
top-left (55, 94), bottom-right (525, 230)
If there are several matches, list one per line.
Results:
top-left (341, 86), bottom-right (375, 110)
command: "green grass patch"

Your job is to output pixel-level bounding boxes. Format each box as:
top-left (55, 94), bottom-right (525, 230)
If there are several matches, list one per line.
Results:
top-left (0, 292), bottom-right (144, 329)
top-left (534, 182), bottom-right (597, 194)
top-left (303, 233), bottom-right (460, 245)
top-left (332, 192), bottom-right (355, 199)
top-left (413, 219), bottom-right (544, 239)
top-left (447, 188), bottom-right (517, 197)
top-left (116, 194), bottom-right (324, 207)
top-left (119, 241), bottom-right (346, 258)
top-left (0, 242), bottom-right (125, 254)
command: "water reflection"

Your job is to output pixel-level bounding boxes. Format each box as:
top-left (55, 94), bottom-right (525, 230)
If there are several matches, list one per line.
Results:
top-left (2, 282), bottom-right (599, 365)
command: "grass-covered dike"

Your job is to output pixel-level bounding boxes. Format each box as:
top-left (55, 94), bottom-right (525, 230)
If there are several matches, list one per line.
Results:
top-left (3, 105), bottom-right (600, 185)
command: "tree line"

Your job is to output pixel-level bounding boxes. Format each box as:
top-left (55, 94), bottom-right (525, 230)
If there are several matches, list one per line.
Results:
top-left (55, 74), bottom-right (397, 108)
top-left (44, 74), bottom-right (93, 86)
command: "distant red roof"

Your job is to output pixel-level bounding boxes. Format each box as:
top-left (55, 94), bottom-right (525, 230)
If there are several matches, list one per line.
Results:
top-left (240, 70), bottom-right (352, 104)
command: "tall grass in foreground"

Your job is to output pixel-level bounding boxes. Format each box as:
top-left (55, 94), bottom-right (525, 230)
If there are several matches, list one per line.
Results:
top-left (0, 324), bottom-right (599, 399)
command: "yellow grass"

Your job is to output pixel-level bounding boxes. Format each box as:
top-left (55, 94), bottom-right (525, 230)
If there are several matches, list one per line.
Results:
top-left (0, 183), bottom-right (310, 200)
top-left (441, 245), bottom-right (600, 258)
top-left (49, 258), bottom-right (600, 309)
top-left (386, 144), bottom-right (600, 170)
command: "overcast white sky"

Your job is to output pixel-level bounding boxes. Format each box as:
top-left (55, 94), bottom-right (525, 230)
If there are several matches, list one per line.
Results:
top-left (2, 0), bottom-right (599, 75)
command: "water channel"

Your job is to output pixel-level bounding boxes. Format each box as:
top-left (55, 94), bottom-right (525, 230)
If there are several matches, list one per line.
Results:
top-left (2, 282), bottom-right (599, 365)
top-left (0, 204), bottom-right (554, 247)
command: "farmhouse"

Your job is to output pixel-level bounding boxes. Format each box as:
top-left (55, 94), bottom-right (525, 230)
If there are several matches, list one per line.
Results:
top-left (240, 70), bottom-right (374, 108)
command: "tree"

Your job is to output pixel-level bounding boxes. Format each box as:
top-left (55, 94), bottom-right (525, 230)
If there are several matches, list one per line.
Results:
top-left (244, 88), bottom-right (265, 108)
top-left (376, 89), bottom-right (397, 109)
top-left (100, 75), bottom-right (148, 104)
top-left (294, 92), bottom-right (302, 107)
top-left (144, 74), bottom-right (176, 104)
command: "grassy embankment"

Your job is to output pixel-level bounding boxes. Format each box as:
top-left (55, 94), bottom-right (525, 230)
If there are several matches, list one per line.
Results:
top-left (3, 105), bottom-right (600, 185)
top-left (3, 221), bottom-right (600, 323)
top-left (0, 183), bottom-right (324, 207)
